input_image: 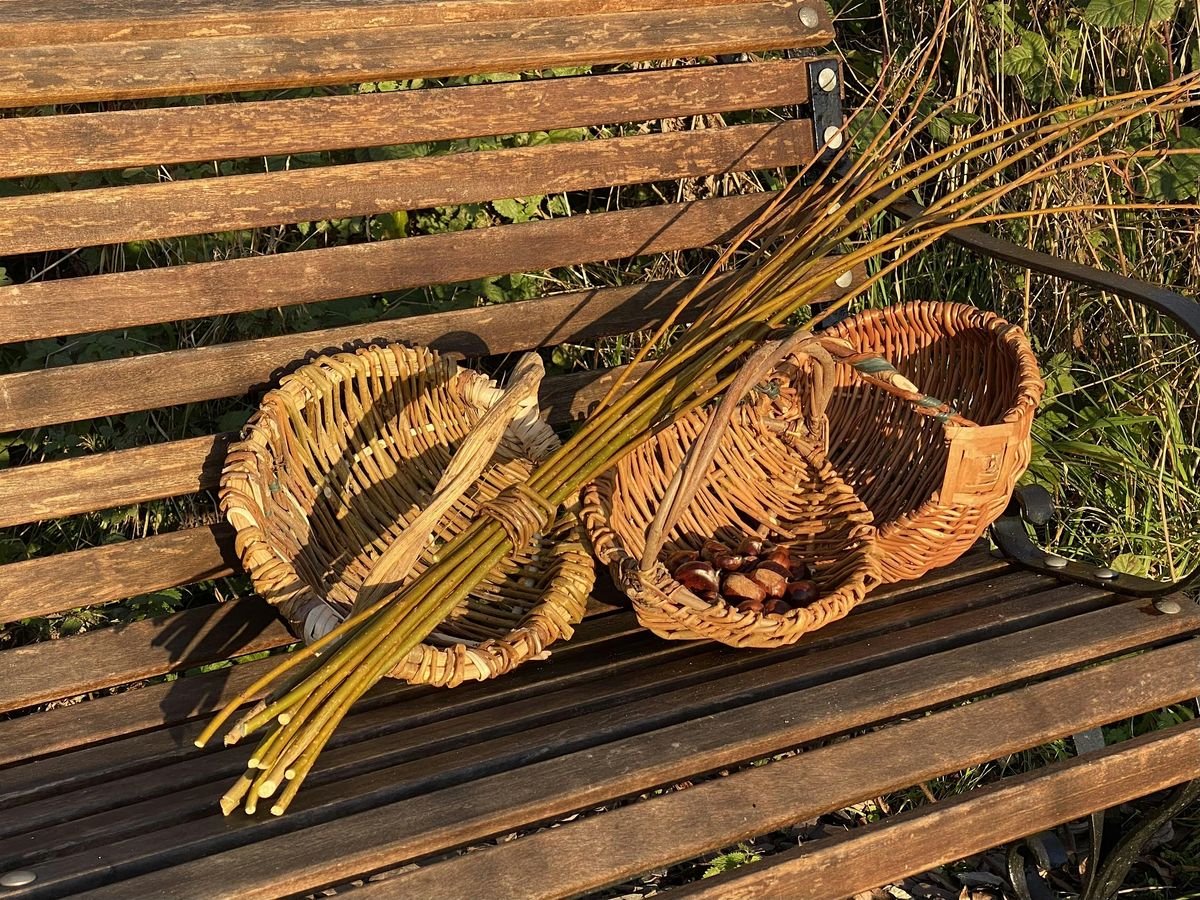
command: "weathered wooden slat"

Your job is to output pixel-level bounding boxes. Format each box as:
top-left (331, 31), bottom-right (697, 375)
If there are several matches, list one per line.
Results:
top-left (0, 562), bottom-right (1029, 817)
top-left (0, 120), bottom-right (810, 255)
top-left (367, 637), bottom-right (1200, 900)
top-left (0, 3), bottom-right (831, 108)
top-left (0, 0), bottom-right (789, 46)
top-left (48, 594), bottom-right (1199, 900)
top-left (0, 598), bottom-right (292, 715)
top-left (0, 436), bottom-right (228, 529)
top-left (671, 718), bottom-right (1200, 900)
top-left (0, 524), bottom-right (238, 623)
top-left (0, 61), bottom-right (813, 178)
top-left (0, 191), bottom-right (776, 344)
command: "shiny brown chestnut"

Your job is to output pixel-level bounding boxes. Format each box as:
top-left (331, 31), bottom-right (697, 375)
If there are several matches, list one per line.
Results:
top-left (700, 539), bottom-right (731, 561)
top-left (736, 598), bottom-right (764, 615)
top-left (738, 537), bottom-right (765, 558)
top-left (750, 564), bottom-right (788, 598)
top-left (763, 597), bottom-right (792, 616)
top-left (713, 552), bottom-right (747, 572)
top-left (723, 572), bottom-right (767, 604)
top-left (674, 560), bottom-right (720, 594)
top-left (784, 579), bottom-right (820, 606)
top-left (663, 549), bottom-right (699, 572)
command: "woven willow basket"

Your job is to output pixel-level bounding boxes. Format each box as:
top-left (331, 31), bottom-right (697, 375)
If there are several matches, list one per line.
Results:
top-left (582, 335), bottom-right (881, 648)
top-left (220, 345), bottom-right (594, 688)
top-left (806, 301), bottom-right (1044, 582)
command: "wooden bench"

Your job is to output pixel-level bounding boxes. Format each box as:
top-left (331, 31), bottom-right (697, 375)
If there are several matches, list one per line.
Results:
top-left (2, 3), bottom-right (1199, 897)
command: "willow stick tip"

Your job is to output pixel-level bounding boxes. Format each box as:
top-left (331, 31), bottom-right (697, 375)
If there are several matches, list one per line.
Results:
top-left (220, 773), bottom-right (254, 817)
top-left (257, 780), bottom-right (279, 799)
top-left (278, 713), bottom-right (292, 725)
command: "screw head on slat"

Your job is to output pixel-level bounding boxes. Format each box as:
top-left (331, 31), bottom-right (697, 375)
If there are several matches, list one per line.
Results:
top-left (1043, 554), bottom-right (1069, 568)
top-left (835, 271), bottom-right (853, 288)
top-left (823, 126), bottom-right (844, 150)
top-left (1155, 598), bottom-right (1182, 615)
top-left (817, 68), bottom-right (838, 92)
top-left (798, 6), bottom-right (820, 27)
top-left (0, 871), bottom-right (36, 888)
top-left (1094, 567), bottom-right (1118, 579)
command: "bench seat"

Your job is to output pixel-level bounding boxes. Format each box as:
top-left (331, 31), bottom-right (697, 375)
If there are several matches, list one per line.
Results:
top-left (2, 549), bottom-right (1197, 898)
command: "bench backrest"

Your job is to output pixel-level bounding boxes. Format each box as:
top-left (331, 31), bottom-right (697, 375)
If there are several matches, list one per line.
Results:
top-left (0, 0), bottom-right (857, 718)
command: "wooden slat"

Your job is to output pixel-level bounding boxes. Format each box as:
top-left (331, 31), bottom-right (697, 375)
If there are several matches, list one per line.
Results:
top-left (0, 190), bottom-right (776, 343)
top-left (0, 576), bottom-right (1090, 862)
top-left (672, 719), bottom-right (1200, 900)
top-left (0, 0), bottom-right (812, 47)
top-left (0, 597), bottom-right (292, 715)
top-left (45, 594), bottom-right (1199, 900)
top-left (368, 638), bottom-right (1200, 900)
top-left (0, 435), bottom-right (227, 528)
top-left (0, 524), bottom-right (238, 623)
top-left (0, 60), bottom-right (813, 178)
top-left (0, 2), bottom-right (831, 108)
top-left (0, 120), bottom-right (810, 255)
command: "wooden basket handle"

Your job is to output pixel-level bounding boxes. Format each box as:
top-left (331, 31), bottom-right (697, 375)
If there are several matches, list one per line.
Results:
top-left (352, 352), bottom-right (545, 614)
top-left (639, 331), bottom-right (836, 572)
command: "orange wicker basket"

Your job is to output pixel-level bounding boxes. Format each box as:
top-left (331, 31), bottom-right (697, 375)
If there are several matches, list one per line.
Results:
top-left (582, 333), bottom-right (881, 648)
top-left (804, 301), bottom-right (1044, 582)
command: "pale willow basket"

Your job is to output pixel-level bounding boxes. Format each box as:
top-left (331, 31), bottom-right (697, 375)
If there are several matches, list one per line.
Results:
top-left (220, 345), bottom-right (594, 687)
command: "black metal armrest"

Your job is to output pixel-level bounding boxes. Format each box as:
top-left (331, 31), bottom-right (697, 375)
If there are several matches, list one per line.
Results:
top-left (890, 199), bottom-right (1200, 598)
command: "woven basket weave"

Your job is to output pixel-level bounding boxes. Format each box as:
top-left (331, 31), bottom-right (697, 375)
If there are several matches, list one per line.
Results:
top-left (807, 301), bottom-right (1044, 582)
top-left (582, 334), bottom-right (880, 648)
top-left (220, 344), bottom-right (594, 687)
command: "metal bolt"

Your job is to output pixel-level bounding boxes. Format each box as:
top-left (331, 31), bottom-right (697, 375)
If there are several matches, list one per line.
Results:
top-left (797, 6), bottom-right (820, 27)
top-left (1155, 598), bottom-right (1182, 615)
top-left (1094, 567), bottom-right (1118, 580)
top-left (835, 271), bottom-right (853, 288)
top-left (0, 871), bottom-right (36, 888)
top-left (823, 126), bottom-right (844, 150)
top-left (1043, 554), bottom-right (1069, 569)
top-left (817, 67), bottom-right (838, 92)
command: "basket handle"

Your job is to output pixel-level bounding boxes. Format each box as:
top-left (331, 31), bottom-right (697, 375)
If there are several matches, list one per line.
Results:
top-left (818, 337), bottom-right (978, 428)
top-left (639, 331), bottom-right (836, 572)
top-left (352, 352), bottom-right (546, 614)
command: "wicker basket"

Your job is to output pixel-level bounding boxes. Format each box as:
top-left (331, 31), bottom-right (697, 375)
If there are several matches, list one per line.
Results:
top-left (582, 333), bottom-right (881, 648)
top-left (220, 344), bottom-right (594, 687)
top-left (807, 301), bottom-right (1044, 582)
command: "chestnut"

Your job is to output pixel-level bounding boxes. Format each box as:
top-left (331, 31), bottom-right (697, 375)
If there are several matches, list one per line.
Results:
top-left (790, 560), bottom-right (814, 581)
top-left (713, 552), bottom-right (747, 572)
top-left (763, 597), bottom-right (792, 616)
top-left (738, 537), bottom-right (765, 558)
top-left (675, 560), bottom-right (720, 594)
top-left (700, 539), bottom-right (731, 561)
top-left (723, 572), bottom-right (766, 604)
top-left (664, 549), bottom-right (699, 572)
top-left (750, 564), bottom-right (788, 598)
top-left (764, 545), bottom-right (793, 570)
top-left (736, 598), bottom-right (764, 615)
top-left (785, 579), bottom-right (820, 606)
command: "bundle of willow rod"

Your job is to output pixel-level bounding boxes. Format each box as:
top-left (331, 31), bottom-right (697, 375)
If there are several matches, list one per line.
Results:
top-left (199, 8), bottom-right (1200, 814)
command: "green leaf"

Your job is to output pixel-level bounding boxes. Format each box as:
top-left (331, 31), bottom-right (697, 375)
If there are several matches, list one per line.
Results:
top-left (1083, 0), bottom-right (1177, 28)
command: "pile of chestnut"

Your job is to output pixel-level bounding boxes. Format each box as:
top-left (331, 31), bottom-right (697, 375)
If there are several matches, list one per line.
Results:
top-left (664, 538), bottom-right (822, 616)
